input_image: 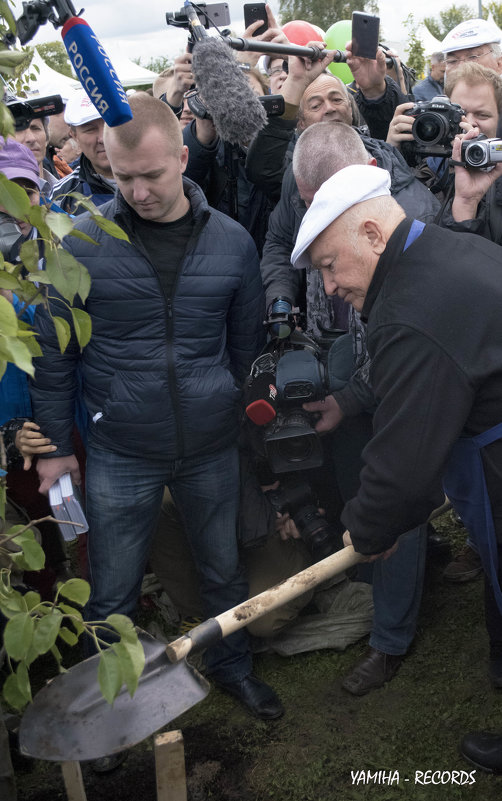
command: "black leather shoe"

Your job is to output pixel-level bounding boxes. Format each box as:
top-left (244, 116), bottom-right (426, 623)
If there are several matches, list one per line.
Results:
top-left (461, 731), bottom-right (502, 774)
top-left (216, 674), bottom-right (284, 720)
top-left (342, 647), bottom-right (405, 696)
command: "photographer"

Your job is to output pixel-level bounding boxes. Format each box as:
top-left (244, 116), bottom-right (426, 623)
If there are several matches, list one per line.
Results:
top-left (386, 63), bottom-right (502, 243)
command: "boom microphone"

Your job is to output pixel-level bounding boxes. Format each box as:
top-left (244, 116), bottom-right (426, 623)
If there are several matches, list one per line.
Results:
top-left (192, 37), bottom-right (268, 147)
top-left (61, 17), bottom-right (133, 127)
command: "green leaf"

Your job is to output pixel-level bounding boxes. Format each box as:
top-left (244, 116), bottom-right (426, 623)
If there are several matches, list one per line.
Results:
top-left (24, 590), bottom-right (41, 610)
top-left (45, 246), bottom-right (91, 304)
top-left (19, 239), bottom-right (40, 272)
top-left (58, 626), bottom-right (79, 646)
top-left (112, 638), bottom-right (145, 697)
top-left (0, 2), bottom-right (19, 36)
top-left (33, 611), bottom-right (63, 655)
top-left (0, 335), bottom-right (34, 376)
top-left (26, 271), bottom-right (52, 285)
top-left (53, 315), bottom-right (71, 353)
top-left (69, 229), bottom-right (99, 246)
top-left (0, 102), bottom-right (15, 140)
top-left (45, 211), bottom-right (74, 241)
top-left (2, 669), bottom-right (30, 711)
top-left (67, 193), bottom-right (99, 215)
top-left (0, 271), bottom-right (20, 290)
top-left (27, 204), bottom-right (51, 239)
top-left (0, 174), bottom-right (30, 218)
top-left (106, 614), bottom-right (138, 643)
top-left (71, 307), bottom-right (92, 350)
top-left (58, 578), bottom-right (91, 606)
top-left (0, 587), bottom-right (27, 617)
top-left (58, 603), bottom-right (85, 636)
top-left (4, 612), bottom-right (35, 661)
top-left (50, 643), bottom-right (63, 668)
top-left (0, 358), bottom-right (5, 381)
top-left (98, 648), bottom-right (123, 705)
top-left (9, 537), bottom-right (45, 571)
top-left (16, 662), bottom-right (32, 704)
top-left (0, 294), bottom-right (18, 335)
top-left (92, 215), bottom-right (130, 242)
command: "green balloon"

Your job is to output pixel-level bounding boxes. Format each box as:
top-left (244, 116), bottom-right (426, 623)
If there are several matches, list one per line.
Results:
top-left (325, 20), bottom-right (354, 84)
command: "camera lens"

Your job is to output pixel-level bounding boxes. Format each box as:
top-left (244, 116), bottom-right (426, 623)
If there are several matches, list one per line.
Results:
top-left (413, 112), bottom-right (447, 146)
top-left (277, 434), bottom-right (314, 463)
top-left (465, 144), bottom-right (485, 166)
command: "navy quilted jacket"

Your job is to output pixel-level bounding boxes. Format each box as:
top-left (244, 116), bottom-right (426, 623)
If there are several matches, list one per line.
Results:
top-left (30, 178), bottom-right (265, 460)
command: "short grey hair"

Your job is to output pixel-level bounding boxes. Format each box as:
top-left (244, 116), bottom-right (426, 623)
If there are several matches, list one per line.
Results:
top-left (292, 122), bottom-right (369, 195)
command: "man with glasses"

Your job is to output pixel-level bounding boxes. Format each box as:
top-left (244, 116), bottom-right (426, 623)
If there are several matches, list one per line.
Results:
top-left (441, 18), bottom-right (502, 76)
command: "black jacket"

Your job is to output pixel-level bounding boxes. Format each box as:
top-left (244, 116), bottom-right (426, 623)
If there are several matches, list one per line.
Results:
top-left (343, 218), bottom-right (502, 554)
top-left (30, 178), bottom-right (265, 461)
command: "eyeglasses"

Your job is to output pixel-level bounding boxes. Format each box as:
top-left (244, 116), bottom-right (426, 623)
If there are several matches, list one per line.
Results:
top-left (269, 61), bottom-right (288, 77)
top-left (445, 48), bottom-right (493, 66)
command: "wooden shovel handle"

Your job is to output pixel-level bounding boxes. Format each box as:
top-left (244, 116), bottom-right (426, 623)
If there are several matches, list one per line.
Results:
top-left (165, 544), bottom-right (362, 663)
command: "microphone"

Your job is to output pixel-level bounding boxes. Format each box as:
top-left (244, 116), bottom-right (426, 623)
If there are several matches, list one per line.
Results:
top-left (192, 36), bottom-right (268, 147)
top-left (245, 373), bottom-right (278, 425)
top-left (61, 17), bottom-right (133, 127)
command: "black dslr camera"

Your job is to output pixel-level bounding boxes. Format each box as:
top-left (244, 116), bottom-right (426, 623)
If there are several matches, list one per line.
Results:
top-left (402, 95), bottom-right (464, 162)
top-left (5, 94), bottom-right (64, 131)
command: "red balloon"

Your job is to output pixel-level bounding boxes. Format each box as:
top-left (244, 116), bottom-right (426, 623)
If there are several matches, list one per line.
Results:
top-left (282, 20), bottom-right (324, 46)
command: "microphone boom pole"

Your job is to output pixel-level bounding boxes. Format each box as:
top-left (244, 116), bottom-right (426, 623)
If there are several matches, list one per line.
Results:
top-left (224, 37), bottom-right (347, 63)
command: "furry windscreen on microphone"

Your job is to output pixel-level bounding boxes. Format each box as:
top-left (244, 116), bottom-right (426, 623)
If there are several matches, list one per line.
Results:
top-left (192, 37), bottom-right (268, 147)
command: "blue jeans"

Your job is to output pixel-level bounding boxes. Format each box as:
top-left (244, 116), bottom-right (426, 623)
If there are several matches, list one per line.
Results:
top-left (85, 443), bottom-right (251, 682)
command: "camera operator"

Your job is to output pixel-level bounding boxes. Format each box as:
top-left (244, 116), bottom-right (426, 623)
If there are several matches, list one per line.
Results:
top-left (180, 7), bottom-right (291, 255)
top-left (14, 113), bottom-right (55, 199)
top-left (386, 63), bottom-right (502, 244)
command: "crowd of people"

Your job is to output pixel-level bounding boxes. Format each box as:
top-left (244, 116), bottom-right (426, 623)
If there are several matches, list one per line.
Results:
top-left (3, 5), bottom-right (502, 778)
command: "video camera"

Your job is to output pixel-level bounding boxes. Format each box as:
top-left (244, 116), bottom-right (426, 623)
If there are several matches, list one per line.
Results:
top-left (244, 299), bottom-right (327, 475)
top-left (460, 134), bottom-right (502, 169)
top-left (402, 95), bottom-right (464, 163)
top-left (5, 94), bottom-right (64, 131)
top-left (244, 300), bottom-right (340, 560)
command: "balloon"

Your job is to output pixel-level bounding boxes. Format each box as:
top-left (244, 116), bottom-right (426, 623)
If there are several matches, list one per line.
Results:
top-left (311, 24), bottom-right (326, 40)
top-left (282, 20), bottom-right (324, 46)
top-left (325, 20), bottom-right (354, 85)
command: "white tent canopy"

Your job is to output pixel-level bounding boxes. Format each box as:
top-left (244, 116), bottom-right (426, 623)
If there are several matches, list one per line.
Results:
top-left (100, 41), bottom-right (158, 87)
top-left (25, 42), bottom-right (157, 102)
top-left (26, 48), bottom-right (80, 100)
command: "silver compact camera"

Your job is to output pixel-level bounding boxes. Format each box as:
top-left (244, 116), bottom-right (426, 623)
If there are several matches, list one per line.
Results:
top-left (461, 135), bottom-right (502, 169)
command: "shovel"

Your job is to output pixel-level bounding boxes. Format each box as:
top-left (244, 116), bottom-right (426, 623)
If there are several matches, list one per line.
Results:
top-left (19, 544), bottom-right (361, 762)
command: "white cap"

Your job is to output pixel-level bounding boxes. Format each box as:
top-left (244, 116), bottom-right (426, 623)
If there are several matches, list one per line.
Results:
top-left (64, 89), bottom-right (101, 126)
top-left (441, 18), bottom-right (501, 54)
top-left (291, 165), bottom-right (391, 270)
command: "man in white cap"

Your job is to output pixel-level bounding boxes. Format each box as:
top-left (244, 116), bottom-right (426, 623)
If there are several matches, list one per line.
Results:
top-left (50, 89), bottom-right (116, 214)
top-left (291, 163), bottom-right (502, 774)
top-left (442, 18), bottom-right (502, 76)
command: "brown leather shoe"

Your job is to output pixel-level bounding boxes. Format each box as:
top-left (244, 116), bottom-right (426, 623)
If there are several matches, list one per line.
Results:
top-left (342, 647), bottom-right (405, 696)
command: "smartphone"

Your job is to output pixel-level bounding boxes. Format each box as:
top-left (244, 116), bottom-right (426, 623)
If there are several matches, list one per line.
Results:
top-left (244, 3), bottom-right (268, 36)
top-left (351, 12), bottom-right (380, 60)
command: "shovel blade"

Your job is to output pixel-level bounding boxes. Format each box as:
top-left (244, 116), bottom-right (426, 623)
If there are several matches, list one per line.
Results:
top-left (19, 634), bottom-right (210, 762)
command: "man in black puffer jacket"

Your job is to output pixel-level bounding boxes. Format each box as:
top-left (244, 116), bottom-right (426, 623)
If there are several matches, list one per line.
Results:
top-left (30, 93), bottom-right (283, 721)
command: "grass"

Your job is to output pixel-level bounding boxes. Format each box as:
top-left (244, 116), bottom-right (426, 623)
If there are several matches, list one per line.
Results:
top-left (14, 511), bottom-right (502, 800)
